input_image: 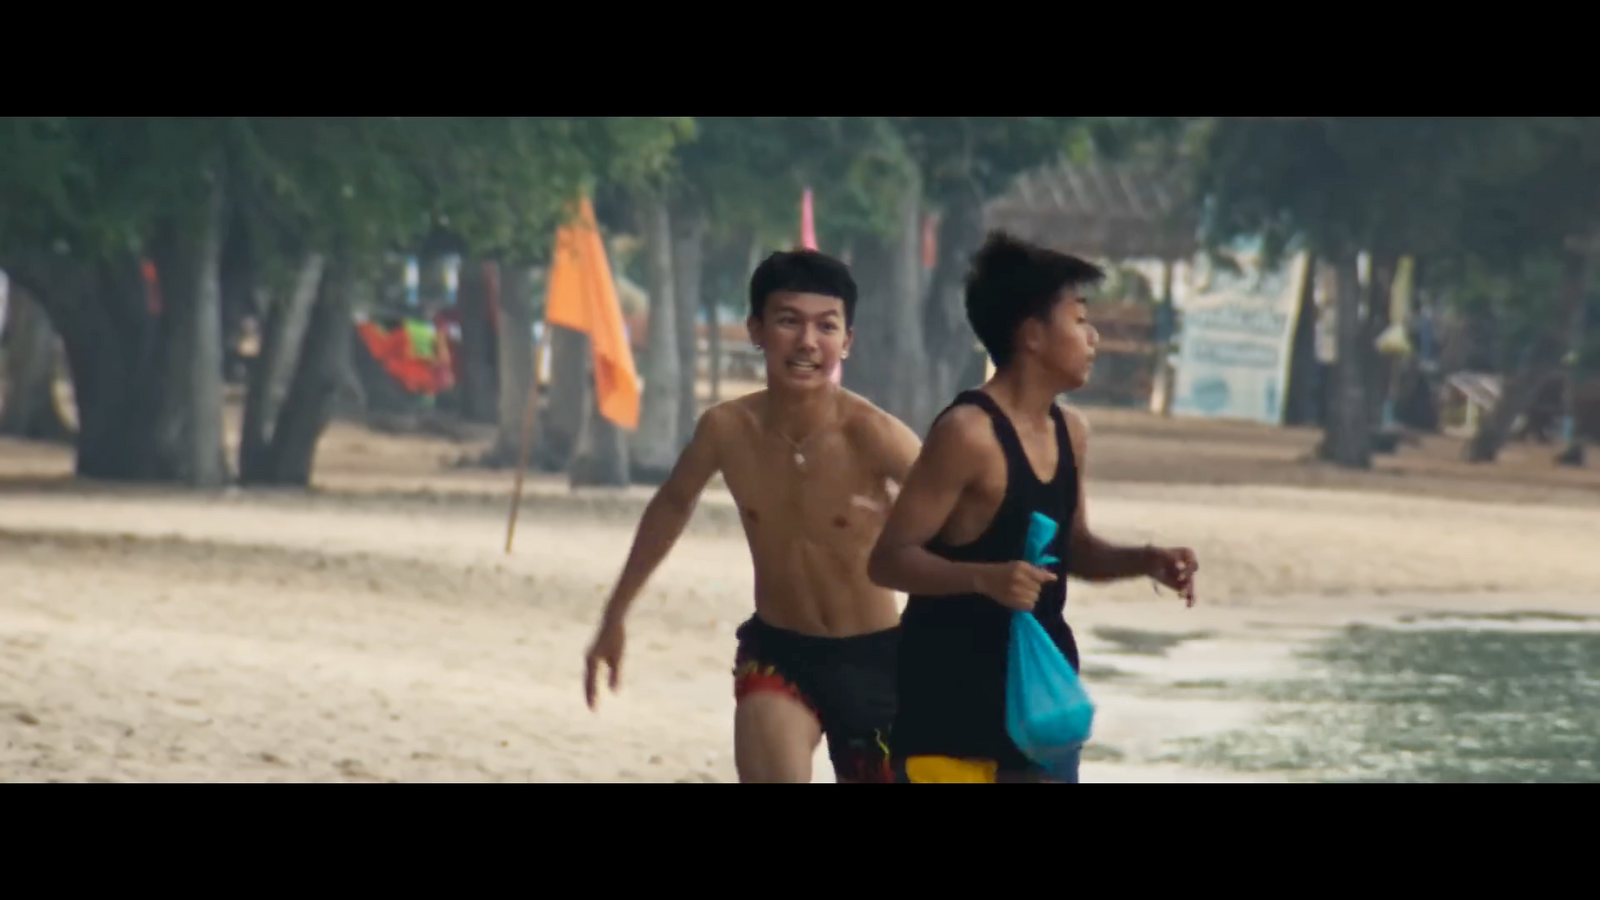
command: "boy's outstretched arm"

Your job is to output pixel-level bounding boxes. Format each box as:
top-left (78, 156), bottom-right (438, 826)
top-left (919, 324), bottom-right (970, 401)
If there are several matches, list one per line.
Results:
top-left (585, 410), bottom-right (723, 707)
top-left (1062, 405), bottom-right (1198, 604)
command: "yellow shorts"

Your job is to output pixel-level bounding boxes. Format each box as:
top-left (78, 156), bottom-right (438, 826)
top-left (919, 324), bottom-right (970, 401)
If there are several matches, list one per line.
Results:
top-left (893, 756), bottom-right (1055, 784)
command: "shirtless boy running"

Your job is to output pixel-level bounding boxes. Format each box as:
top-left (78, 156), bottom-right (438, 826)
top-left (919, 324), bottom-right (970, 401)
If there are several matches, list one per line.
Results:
top-left (869, 231), bottom-right (1198, 784)
top-left (583, 249), bottom-right (921, 783)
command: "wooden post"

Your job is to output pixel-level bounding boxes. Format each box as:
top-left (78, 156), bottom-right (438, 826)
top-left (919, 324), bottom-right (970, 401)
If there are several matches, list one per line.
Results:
top-left (505, 352), bottom-right (543, 554)
top-left (1150, 258), bottom-right (1176, 415)
top-left (1556, 230), bottom-right (1598, 466)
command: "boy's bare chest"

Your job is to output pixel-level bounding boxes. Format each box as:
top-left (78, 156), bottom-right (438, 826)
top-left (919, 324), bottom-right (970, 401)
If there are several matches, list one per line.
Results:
top-left (720, 432), bottom-right (891, 543)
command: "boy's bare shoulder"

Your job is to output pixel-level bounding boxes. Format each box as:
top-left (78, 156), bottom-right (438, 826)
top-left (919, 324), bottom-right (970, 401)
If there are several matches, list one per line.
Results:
top-left (839, 389), bottom-right (918, 445)
top-left (700, 392), bottom-right (764, 434)
top-left (923, 401), bottom-right (999, 457)
top-left (837, 388), bottom-right (889, 423)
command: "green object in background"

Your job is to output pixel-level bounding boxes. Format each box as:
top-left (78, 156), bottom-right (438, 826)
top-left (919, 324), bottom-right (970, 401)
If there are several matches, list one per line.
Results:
top-left (403, 318), bottom-right (436, 359)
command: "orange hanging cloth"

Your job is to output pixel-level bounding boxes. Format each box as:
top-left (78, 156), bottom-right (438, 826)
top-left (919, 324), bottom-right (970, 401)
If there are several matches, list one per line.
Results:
top-left (544, 197), bottom-right (640, 430)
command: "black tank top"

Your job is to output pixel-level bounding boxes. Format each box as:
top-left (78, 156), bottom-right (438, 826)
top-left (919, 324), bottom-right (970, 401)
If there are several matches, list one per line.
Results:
top-left (890, 390), bottom-right (1080, 769)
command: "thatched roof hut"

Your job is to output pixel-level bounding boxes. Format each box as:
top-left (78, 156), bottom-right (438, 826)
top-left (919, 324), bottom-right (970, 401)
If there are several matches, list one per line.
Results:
top-left (983, 160), bottom-right (1196, 263)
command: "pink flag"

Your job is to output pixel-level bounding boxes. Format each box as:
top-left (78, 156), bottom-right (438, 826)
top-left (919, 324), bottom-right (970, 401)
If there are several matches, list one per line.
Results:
top-left (800, 188), bottom-right (841, 384)
top-left (800, 188), bottom-right (818, 251)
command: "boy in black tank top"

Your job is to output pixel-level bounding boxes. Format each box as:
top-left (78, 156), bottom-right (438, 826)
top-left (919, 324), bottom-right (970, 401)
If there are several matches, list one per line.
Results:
top-left (867, 231), bottom-right (1200, 783)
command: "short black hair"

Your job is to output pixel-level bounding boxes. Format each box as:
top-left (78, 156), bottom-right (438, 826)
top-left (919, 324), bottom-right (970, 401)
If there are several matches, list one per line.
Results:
top-left (965, 231), bottom-right (1105, 368)
top-left (749, 249), bottom-right (858, 327)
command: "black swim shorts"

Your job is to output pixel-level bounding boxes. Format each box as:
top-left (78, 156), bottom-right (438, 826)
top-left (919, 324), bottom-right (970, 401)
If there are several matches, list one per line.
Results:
top-left (732, 615), bottom-right (899, 783)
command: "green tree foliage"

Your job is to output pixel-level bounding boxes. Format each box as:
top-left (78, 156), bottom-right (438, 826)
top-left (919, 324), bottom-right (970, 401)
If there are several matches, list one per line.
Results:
top-left (1184, 116), bottom-right (1600, 464)
top-left (0, 116), bottom-right (691, 484)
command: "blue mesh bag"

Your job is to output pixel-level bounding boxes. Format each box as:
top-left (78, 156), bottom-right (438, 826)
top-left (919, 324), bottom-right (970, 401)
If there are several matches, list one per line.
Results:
top-left (1005, 512), bottom-right (1095, 773)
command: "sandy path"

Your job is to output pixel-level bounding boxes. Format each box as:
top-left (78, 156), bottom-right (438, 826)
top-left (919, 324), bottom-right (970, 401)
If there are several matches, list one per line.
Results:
top-left (7, 372), bottom-right (1600, 784)
top-left (4, 477), bottom-right (1597, 784)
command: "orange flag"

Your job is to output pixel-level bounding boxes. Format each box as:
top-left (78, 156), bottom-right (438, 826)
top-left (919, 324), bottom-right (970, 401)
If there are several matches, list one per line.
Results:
top-left (545, 197), bottom-right (641, 430)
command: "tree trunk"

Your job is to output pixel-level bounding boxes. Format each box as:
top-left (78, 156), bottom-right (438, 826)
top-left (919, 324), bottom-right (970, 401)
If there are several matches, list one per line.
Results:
top-left (706, 280), bottom-right (723, 405)
top-left (457, 260), bottom-right (499, 423)
top-left (921, 190), bottom-right (987, 434)
top-left (672, 208), bottom-right (707, 445)
top-left (841, 235), bottom-right (895, 412)
top-left (845, 188), bottom-right (934, 430)
top-left (1150, 259), bottom-right (1178, 417)
top-left (149, 175), bottom-right (230, 488)
top-left (0, 286), bottom-right (72, 442)
top-left (540, 325), bottom-right (589, 471)
top-left (239, 252), bottom-right (325, 480)
top-left (1283, 253), bottom-right (1321, 427)
top-left (67, 267), bottom-right (161, 481)
top-left (333, 324), bottom-right (368, 419)
top-left (242, 258), bottom-right (356, 487)
top-left (1363, 255), bottom-right (1399, 437)
top-left (489, 262), bottom-right (536, 465)
top-left (219, 206), bottom-right (256, 384)
top-left (632, 196), bottom-right (680, 484)
top-left (1320, 249), bottom-right (1372, 468)
top-left (2, 248), bottom-right (161, 480)
top-left (889, 185), bottom-right (931, 429)
top-left (568, 350), bottom-right (631, 488)
top-left (1467, 246), bottom-right (1590, 463)
top-left (714, 234), bottom-right (764, 403)
top-left (1557, 245), bottom-right (1593, 467)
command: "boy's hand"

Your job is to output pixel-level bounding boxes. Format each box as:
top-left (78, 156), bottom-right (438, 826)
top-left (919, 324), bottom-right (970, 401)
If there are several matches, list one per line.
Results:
top-left (584, 619), bottom-right (626, 709)
top-left (974, 561), bottom-right (1058, 612)
top-left (1145, 546), bottom-right (1199, 607)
